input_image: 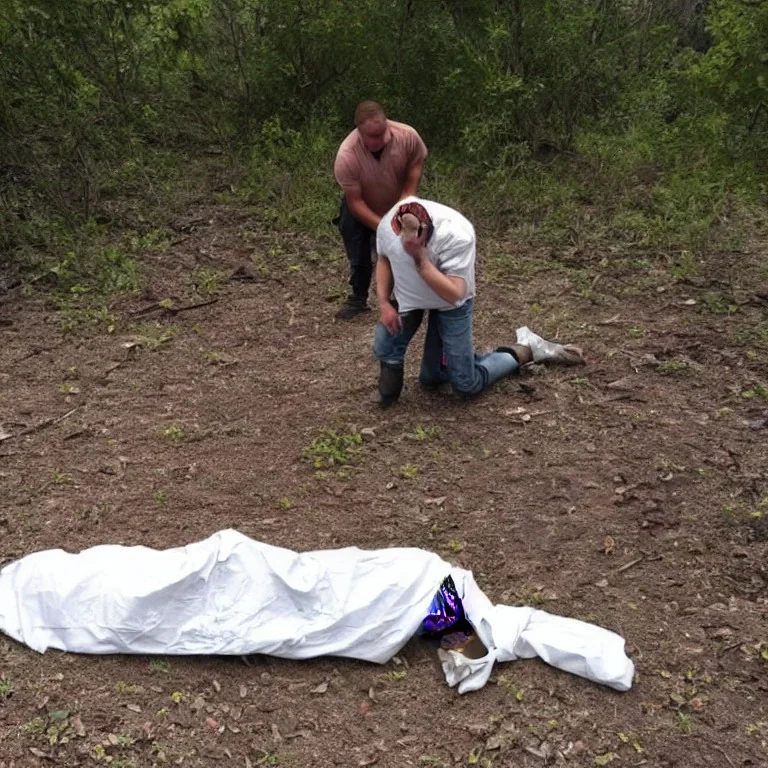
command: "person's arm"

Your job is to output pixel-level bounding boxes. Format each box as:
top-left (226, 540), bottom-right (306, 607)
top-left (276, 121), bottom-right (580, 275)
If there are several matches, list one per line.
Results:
top-left (345, 186), bottom-right (381, 231)
top-left (376, 255), bottom-right (402, 333)
top-left (400, 159), bottom-right (424, 199)
top-left (403, 238), bottom-right (466, 305)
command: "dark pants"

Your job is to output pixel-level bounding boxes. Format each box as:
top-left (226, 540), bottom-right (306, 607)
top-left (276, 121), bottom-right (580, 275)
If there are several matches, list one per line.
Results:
top-left (337, 197), bottom-right (374, 304)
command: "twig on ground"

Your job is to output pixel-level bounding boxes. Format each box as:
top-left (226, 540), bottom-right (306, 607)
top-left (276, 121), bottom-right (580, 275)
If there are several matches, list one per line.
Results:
top-left (0, 407), bottom-right (80, 443)
top-left (711, 744), bottom-right (735, 767)
top-left (617, 556), bottom-right (644, 573)
top-left (130, 298), bottom-right (219, 318)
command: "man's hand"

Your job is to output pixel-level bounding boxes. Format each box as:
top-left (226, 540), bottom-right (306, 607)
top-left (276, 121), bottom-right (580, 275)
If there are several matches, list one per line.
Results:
top-left (402, 230), bottom-right (428, 269)
top-left (380, 301), bottom-right (403, 335)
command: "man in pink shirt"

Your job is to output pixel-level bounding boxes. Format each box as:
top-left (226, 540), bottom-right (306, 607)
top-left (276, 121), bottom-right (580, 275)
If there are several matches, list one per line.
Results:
top-left (333, 101), bottom-right (428, 319)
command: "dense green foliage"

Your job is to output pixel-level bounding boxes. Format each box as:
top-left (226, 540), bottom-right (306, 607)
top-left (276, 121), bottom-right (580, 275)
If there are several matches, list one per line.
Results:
top-left (1, 0), bottom-right (766, 286)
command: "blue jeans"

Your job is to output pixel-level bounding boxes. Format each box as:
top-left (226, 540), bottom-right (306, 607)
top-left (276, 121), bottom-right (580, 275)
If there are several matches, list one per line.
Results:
top-left (373, 299), bottom-right (519, 397)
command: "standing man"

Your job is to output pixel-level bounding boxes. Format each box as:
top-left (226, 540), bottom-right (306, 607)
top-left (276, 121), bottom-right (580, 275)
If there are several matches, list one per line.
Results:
top-left (374, 197), bottom-right (585, 407)
top-left (333, 101), bottom-right (428, 320)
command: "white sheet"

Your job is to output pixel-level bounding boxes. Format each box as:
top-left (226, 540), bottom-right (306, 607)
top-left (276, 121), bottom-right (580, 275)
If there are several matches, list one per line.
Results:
top-left (0, 530), bottom-right (634, 692)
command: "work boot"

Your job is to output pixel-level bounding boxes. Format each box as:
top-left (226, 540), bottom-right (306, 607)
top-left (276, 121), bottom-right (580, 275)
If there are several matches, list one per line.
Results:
top-left (335, 297), bottom-right (370, 320)
top-left (378, 363), bottom-right (404, 409)
top-left (514, 326), bottom-right (585, 365)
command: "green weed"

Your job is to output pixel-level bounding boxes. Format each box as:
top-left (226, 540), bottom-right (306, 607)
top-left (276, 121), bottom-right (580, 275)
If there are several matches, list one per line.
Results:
top-left (303, 428), bottom-right (362, 469)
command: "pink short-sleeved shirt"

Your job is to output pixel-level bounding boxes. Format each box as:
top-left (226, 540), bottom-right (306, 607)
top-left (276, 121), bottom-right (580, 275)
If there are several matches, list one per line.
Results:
top-left (334, 120), bottom-right (428, 217)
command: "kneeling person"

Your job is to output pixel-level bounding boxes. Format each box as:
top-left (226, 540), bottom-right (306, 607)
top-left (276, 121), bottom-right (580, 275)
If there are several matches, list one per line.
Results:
top-left (373, 198), bottom-right (584, 407)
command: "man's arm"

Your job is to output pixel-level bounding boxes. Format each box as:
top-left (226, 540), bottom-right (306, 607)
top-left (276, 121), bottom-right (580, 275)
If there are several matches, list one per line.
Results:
top-left (345, 186), bottom-right (382, 231)
top-left (416, 259), bottom-right (466, 305)
top-left (376, 255), bottom-right (402, 333)
top-left (403, 239), bottom-right (466, 305)
top-left (400, 159), bottom-right (424, 199)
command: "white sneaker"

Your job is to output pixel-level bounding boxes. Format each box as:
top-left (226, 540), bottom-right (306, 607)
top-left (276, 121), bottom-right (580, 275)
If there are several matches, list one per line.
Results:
top-left (515, 326), bottom-right (585, 365)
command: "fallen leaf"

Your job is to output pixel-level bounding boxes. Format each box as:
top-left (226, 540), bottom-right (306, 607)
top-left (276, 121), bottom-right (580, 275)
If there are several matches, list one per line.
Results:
top-left (271, 723), bottom-right (283, 744)
top-left (593, 753), bottom-right (618, 766)
top-left (595, 579), bottom-right (609, 588)
top-left (359, 756), bottom-right (379, 767)
top-left (71, 715), bottom-right (86, 737)
top-left (29, 747), bottom-right (50, 759)
top-left (311, 682), bottom-right (328, 694)
top-left (360, 701), bottom-right (370, 717)
top-left (212, 679), bottom-right (221, 693)
top-left (126, 703), bottom-right (142, 713)
top-left (602, 536), bottom-right (615, 555)
top-left (424, 496), bottom-right (447, 506)
top-left (191, 695), bottom-right (206, 712)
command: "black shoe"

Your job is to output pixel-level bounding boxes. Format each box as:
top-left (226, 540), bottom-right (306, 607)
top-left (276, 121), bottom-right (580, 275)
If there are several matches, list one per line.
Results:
top-left (335, 300), bottom-right (370, 320)
top-left (378, 364), bottom-right (403, 408)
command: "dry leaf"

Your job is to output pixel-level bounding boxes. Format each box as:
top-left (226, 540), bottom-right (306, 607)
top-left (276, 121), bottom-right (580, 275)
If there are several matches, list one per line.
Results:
top-left (271, 724), bottom-right (283, 744)
top-left (126, 703), bottom-right (142, 713)
top-left (71, 715), bottom-right (86, 737)
top-left (311, 682), bottom-right (328, 694)
top-left (29, 747), bottom-right (50, 759)
top-left (424, 496), bottom-right (447, 506)
top-left (212, 679), bottom-right (221, 693)
top-left (603, 536), bottom-right (615, 555)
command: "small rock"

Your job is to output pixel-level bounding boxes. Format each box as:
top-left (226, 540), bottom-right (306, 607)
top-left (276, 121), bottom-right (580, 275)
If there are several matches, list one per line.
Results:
top-left (206, 717), bottom-right (220, 730)
top-left (595, 579), bottom-right (609, 588)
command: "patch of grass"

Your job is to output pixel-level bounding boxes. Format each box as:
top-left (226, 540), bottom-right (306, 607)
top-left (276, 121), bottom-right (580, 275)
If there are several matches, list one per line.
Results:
top-left (149, 659), bottom-right (172, 674)
top-left (385, 670), bottom-right (407, 682)
top-left (162, 425), bottom-right (185, 443)
top-left (153, 491), bottom-right (167, 506)
top-left (701, 291), bottom-right (738, 315)
top-left (115, 681), bottom-right (144, 695)
top-left (447, 539), bottom-right (464, 553)
top-left (132, 324), bottom-right (177, 351)
top-left (497, 674), bottom-right (525, 701)
top-left (52, 469), bottom-right (71, 484)
top-left (192, 267), bottom-right (226, 296)
top-left (418, 756), bottom-right (448, 767)
top-left (677, 711), bottom-right (695, 735)
top-left (742, 383), bottom-right (768, 403)
top-left (0, 678), bottom-right (13, 699)
top-left (303, 428), bottom-right (362, 469)
top-left (414, 424), bottom-right (439, 441)
top-left (19, 716), bottom-right (46, 735)
top-left (254, 751), bottom-right (282, 766)
top-left (400, 463), bottom-right (419, 479)
top-left (657, 358), bottom-right (689, 374)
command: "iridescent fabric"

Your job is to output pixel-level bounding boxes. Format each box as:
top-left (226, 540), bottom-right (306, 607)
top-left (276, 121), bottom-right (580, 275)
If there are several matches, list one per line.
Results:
top-left (422, 575), bottom-right (465, 633)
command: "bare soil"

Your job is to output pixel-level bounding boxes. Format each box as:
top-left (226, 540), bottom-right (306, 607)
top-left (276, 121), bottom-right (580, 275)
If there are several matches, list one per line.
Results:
top-left (1, 202), bottom-right (767, 768)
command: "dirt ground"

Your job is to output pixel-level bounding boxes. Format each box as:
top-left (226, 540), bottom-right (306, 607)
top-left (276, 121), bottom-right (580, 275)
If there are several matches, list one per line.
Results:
top-left (1, 200), bottom-right (767, 768)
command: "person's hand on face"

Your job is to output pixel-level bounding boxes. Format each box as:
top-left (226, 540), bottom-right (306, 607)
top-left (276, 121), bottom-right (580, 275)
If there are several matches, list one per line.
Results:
top-left (400, 213), bottom-right (428, 267)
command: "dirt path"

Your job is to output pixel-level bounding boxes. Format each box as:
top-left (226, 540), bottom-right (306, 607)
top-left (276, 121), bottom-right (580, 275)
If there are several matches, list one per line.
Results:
top-left (1, 204), bottom-right (767, 767)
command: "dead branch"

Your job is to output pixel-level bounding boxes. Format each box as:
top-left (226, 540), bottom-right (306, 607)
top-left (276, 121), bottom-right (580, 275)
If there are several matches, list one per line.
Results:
top-left (0, 407), bottom-right (80, 443)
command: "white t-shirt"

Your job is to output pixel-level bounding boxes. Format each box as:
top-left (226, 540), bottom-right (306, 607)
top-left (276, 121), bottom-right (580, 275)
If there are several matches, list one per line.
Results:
top-left (376, 197), bottom-right (476, 313)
